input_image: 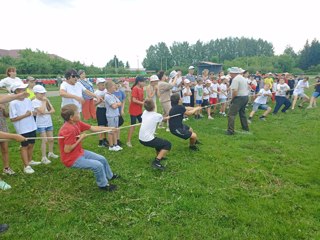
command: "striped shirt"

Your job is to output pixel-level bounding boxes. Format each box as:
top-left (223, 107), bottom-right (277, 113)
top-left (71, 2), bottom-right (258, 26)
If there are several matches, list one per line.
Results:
top-left (79, 79), bottom-right (94, 100)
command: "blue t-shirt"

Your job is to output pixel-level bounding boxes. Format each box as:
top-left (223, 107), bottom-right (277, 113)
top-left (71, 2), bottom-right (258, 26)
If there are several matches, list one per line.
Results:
top-left (113, 90), bottom-right (126, 112)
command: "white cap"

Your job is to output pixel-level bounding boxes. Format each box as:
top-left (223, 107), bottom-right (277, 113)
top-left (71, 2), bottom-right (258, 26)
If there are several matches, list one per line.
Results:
top-left (169, 70), bottom-right (177, 79)
top-left (188, 66), bottom-right (195, 70)
top-left (33, 85), bottom-right (47, 93)
top-left (10, 83), bottom-right (28, 93)
top-left (227, 67), bottom-right (245, 74)
top-left (205, 79), bottom-right (212, 84)
top-left (96, 78), bottom-right (106, 84)
top-left (150, 75), bottom-right (159, 82)
top-left (184, 79), bottom-right (190, 84)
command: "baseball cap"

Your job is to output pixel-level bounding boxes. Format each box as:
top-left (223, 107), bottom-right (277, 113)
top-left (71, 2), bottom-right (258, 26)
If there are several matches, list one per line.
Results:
top-left (96, 78), bottom-right (106, 84)
top-left (113, 78), bottom-right (121, 84)
top-left (26, 76), bottom-right (35, 81)
top-left (184, 79), bottom-right (190, 84)
top-left (11, 83), bottom-right (29, 93)
top-left (33, 85), bottom-right (47, 93)
top-left (135, 76), bottom-right (146, 82)
top-left (169, 70), bottom-right (177, 79)
top-left (205, 79), bottom-right (212, 84)
top-left (188, 66), bottom-right (195, 70)
top-left (150, 75), bottom-right (159, 82)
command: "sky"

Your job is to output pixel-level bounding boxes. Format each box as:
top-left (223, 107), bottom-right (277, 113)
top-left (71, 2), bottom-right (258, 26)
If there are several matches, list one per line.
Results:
top-left (0, 0), bottom-right (319, 68)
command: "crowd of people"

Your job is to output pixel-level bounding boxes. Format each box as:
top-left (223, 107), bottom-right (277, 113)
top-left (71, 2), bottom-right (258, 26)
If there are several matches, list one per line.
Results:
top-left (0, 67), bottom-right (319, 189)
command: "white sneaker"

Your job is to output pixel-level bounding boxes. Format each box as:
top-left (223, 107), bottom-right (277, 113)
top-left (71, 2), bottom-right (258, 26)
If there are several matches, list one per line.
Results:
top-left (109, 146), bottom-right (119, 152)
top-left (3, 167), bottom-right (15, 175)
top-left (0, 180), bottom-right (11, 190)
top-left (158, 125), bottom-right (165, 129)
top-left (29, 160), bottom-right (41, 166)
top-left (126, 142), bottom-right (132, 147)
top-left (115, 145), bottom-right (123, 151)
top-left (166, 128), bottom-right (170, 132)
top-left (208, 116), bottom-right (214, 120)
top-left (48, 152), bottom-right (59, 159)
top-left (306, 105), bottom-right (312, 109)
top-left (24, 166), bottom-right (35, 174)
top-left (41, 157), bottom-right (51, 165)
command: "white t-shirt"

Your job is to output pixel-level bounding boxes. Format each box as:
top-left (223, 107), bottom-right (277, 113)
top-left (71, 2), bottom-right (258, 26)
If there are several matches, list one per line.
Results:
top-left (272, 82), bottom-right (278, 92)
top-left (9, 98), bottom-right (37, 134)
top-left (60, 81), bottom-right (86, 112)
top-left (0, 77), bottom-right (23, 92)
top-left (139, 110), bottom-right (163, 142)
top-left (32, 99), bottom-right (53, 128)
top-left (203, 87), bottom-right (210, 100)
top-left (219, 83), bottom-right (228, 99)
top-left (182, 87), bottom-right (191, 104)
top-left (94, 89), bottom-right (107, 108)
top-left (230, 75), bottom-right (249, 96)
top-left (194, 85), bottom-right (203, 101)
top-left (276, 83), bottom-right (290, 97)
top-left (210, 83), bottom-right (219, 98)
top-left (254, 89), bottom-right (271, 104)
top-left (293, 80), bottom-right (309, 94)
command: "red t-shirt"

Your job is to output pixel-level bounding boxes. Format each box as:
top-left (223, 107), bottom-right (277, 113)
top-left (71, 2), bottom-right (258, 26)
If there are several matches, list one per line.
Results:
top-left (58, 121), bottom-right (91, 167)
top-left (129, 86), bottom-right (144, 116)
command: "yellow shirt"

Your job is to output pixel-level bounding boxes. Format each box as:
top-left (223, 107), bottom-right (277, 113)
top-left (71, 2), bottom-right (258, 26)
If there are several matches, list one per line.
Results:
top-left (27, 88), bottom-right (35, 100)
top-left (264, 78), bottom-right (273, 88)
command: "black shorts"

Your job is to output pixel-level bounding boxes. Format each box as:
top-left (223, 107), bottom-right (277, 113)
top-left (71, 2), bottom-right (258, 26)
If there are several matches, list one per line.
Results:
top-left (202, 99), bottom-right (209, 107)
top-left (130, 114), bottom-right (142, 125)
top-left (119, 115), bottom-right (124, 127)
top-left (183, 103), bottom-right (190, 107)
top-left (139, 137), bottom-right (171, 152)
top-left (170, 125), bottom-right (192, 140)
top-left (96, 108), bottom-right (107, 126)
top-left (21, 130), bottom-right (36, 147)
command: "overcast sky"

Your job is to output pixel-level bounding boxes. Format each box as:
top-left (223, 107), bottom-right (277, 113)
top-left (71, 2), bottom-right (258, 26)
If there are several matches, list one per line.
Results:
top-left (0, 0), bottom-right (318, 68)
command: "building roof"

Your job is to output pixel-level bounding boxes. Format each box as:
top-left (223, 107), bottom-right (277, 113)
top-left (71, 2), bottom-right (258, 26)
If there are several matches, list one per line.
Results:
top-left (198, 61), bottom-right (222, 66)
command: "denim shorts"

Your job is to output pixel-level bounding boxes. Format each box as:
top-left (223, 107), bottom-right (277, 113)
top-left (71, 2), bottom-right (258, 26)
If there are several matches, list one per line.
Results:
top-left (312, 92), bottom-right (320, 98)
top-left (196, 100), bottom-right (202, 105)
top-left (252, 103), bottom-right (269, 112)
top-left (37, 126), bottom-right (53, 133)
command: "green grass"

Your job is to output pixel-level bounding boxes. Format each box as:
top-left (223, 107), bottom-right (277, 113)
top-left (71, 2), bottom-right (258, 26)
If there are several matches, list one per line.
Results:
top-left (0, 89), bottom-right (319, 239)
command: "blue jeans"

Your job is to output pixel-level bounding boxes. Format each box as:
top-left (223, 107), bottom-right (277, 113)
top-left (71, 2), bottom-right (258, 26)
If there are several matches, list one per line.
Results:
top-left (72, 150), bottom-right (113, 187)
top-left (273, 96), bottom-right (291, 113)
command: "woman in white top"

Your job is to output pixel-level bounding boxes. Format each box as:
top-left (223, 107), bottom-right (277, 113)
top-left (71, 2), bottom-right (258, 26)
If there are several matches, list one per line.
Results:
top-left (291, 77), bottom-right (310, 109)
top-left (0, 67), bottom-right (23, 93)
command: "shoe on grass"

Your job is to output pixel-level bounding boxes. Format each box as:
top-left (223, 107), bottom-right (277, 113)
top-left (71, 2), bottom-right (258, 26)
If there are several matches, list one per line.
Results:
top-left (41, 157), bottom-right (51, 165)
top-left (110, 174), bottom-right (120, 180)
top-left (0, 224), bottom-right (9, 233)
top-left (48, 152), bottom-right (59, 159)
top-left (99, 184), bottom-right (117, 192)
top-left (0, 180), bottom-right (11, 190)
top-left (189, 145), bottom-right (199, 151)
top-left (29, 160), bottom-right (41, 166)
top-left (151, 159), bottom-right (165, 170)
top-left (3, 167), bottom-right (15, 175)
top-left (126, 142), bottom-right (132, 147)
top-left (24, 166), bottom-right (35, 174)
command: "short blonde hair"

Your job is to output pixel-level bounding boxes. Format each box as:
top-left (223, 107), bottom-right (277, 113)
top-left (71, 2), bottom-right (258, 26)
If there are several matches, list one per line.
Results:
top-left (105, 80), bottom-right (115, 90)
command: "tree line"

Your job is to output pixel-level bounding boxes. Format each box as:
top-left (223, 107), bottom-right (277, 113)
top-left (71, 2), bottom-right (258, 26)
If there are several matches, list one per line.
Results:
top-left (142, 37), bottom-right (320, 74)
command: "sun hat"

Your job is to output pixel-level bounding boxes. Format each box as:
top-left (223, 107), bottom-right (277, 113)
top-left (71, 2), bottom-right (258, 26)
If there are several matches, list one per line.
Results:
top-left (10, 83), bottom-right (29, 93)
top-left (33, 85), bottom-right (47, 93)
top-left (150, 75), bottom-right (159, 82)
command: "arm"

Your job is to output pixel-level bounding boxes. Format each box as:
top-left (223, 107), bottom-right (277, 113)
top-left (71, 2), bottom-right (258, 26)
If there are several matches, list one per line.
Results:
top-left (0, 92), bottom-right (29, 104)
top-left (10, 111), bottom-right (32, 122)
top-left (0, 131), bottom-right (26, 142)
top-left (185, 106), bottom-right (202, 116)
top-left (84, 89), bottom-right (102, 102)
top-left (64, 133), bottom-right (86, 153)
top-left (90, 126), bottom-right (115, 132)
top-left (147, 86), bottom-right (155, 98)
top-left (60, 89), bottom-right (84, 104)
top-left (132, 97), bottom-right (144, 105)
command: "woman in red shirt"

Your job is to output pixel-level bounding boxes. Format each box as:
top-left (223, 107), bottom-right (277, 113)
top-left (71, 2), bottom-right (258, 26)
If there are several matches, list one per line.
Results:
top-left (126, 76), bottom-right (145, 147)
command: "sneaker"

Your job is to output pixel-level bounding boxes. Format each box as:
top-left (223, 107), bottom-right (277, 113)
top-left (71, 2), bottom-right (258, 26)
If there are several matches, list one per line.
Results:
top-left (117, 140), bottom-right (123, 146)
top-left (126, 142), bottom-right (132, 148)
top-left (166, 128), bottom-right (170, 132)
top-left (183, 118), bottom-right (187, 122)
top-left (0, 224), bottom-right (9, 233)
top-left (151, 160), bottom-right (165, 170)
top-left (99, 184), bottom-right (117, 192)
top-left (110, 174), bottom-right (120, 180)
top-left (306, 105), bottom-right (313, 109)
top-left (24, 166), bottom-right (35, 174)
top-left (222, 113), bottom-right (227, 117)
top-left (114, 145), bottom-right (123, 151)
top-left (109, 146), bottom-right (120, 152)
top-left (0, 180), bottom-right (11, 190)
top-left (29, 160), bottom-right (41, 166)
top-left (225, 130), bottom-right (234, 135)
top-left (208, 116), bottom-right (214, 120)
top-left (259, 117), bottom-right (266, 121)
top-left (195, 140), bottom-right (202, 145)
top-left (3, 167), bottom-right (15, 175)
top-left (247, 119), bottom-right (252, 124)
top-left (48, 152), bottom-right (59, 159)
top-left (41, 157), bottom-right (51, 165)
top-left (189, 145), bottom-right (199, 151)
top-left (199, 114), bottom-right (204, 118)
top-left (98, 143), bottom-right (104, 148)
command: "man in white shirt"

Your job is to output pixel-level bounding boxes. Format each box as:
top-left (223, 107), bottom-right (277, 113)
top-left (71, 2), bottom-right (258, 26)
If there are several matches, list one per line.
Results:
top-left (59, 69), bottom-right (102, 114)
top-left (226, 67), bottom-right (249, 135)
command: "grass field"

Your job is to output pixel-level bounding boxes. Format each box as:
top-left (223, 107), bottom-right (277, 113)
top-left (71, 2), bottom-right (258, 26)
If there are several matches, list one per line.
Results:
top-left (0, 86), bottom-right (319, 239)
